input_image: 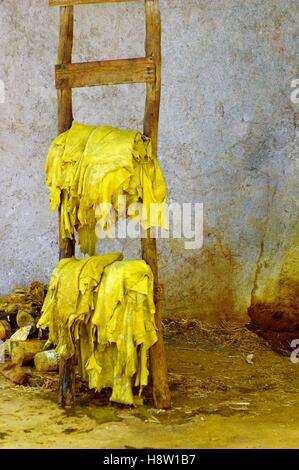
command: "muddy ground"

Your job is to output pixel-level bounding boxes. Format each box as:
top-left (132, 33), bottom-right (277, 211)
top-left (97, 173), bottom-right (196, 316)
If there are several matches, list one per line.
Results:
top-left (1, 321), bottom-right (299, 449)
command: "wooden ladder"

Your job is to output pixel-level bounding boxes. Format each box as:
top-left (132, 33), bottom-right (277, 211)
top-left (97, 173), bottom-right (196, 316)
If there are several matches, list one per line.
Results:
top-left (49, 0), bottom-right (171, 409)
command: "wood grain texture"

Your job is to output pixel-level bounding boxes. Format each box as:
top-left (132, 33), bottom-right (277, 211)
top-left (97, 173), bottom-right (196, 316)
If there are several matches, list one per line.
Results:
top-left (56, 57), bottom-right (155, 89)
top-left (142, 0), bottom-right (171, 409)
top-left (143, 0), bottom-right (161, 155)
top-left (57, 6), bottom-right (74, 65)
top-left (50, 0), bottom-right (138, 6)
top-left (58, 357), bottom-right (76, 406)
top-left (56, 5), bottom-right (76, 406)
top-left (57, 6), bottom-right (75, 261)
top-left (57, 6), bottom-right (74, 134)
top-left (141, 233), bottom-right (171, 409)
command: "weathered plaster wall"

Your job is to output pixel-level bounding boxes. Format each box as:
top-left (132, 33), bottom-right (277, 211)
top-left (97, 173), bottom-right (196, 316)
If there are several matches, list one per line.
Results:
top-left (0, 0), bottom-right (298, 323)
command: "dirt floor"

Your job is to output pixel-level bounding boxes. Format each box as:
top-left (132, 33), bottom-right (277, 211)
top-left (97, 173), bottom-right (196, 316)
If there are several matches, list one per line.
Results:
top-left (1, 320), bottom-right (299, 449)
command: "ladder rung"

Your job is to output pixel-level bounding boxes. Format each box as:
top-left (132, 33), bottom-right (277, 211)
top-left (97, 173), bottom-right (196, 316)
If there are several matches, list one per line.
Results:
top-left (55, 57), bottom-right (155, 88)
top-left (49, 0), bottom-right (138, 6)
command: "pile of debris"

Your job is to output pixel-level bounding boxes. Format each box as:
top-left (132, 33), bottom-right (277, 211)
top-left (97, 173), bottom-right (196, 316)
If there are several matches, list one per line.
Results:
top-left (0, 281), bottom-right (46, 334)
top-left (0, 282), bottom-right (59, 386)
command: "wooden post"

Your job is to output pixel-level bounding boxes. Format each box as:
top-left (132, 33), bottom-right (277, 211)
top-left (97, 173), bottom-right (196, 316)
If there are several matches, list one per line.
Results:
top-left (142, 0), bottom-right (171, 409)
top-left (59, 356), bottom-right (76, 406)
top-left (57, 5), bottom-right (76, 405)
top-left (57, 6), bottom-right (75, 260)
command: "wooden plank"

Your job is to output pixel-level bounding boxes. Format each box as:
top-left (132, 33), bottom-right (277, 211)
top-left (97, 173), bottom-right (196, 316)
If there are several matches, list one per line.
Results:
top-left (142, 0), bottom-right (171, 410)
top-left (143, 0), bottom-right (161, 155)
top-left (59, 357), bottom-right (76, 407)
top-left (56, 6), bottom-right (76, 407)
top-left (50, 0), bottom-right (138, 6)
top-left (57, 6), bottom-right (74, 135)
top-left (141, 234), bottom-right (171, 410)
top-left (57, 7), bottom-right (74, 65)
top-left (56, 57), bottom-right (155, 89)
top-left (57, 6), bottom-right (75, 259)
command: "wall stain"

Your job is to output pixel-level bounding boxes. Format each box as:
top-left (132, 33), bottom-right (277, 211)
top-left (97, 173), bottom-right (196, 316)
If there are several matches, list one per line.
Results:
top-left (248, 236), bottom-right (299, 353)
top-left (163, 233), bottom-right (241, 322)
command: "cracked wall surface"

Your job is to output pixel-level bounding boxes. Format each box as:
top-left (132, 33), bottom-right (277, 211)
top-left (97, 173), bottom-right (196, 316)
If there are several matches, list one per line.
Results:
top-left (0, 0), bottom-right (298, 324)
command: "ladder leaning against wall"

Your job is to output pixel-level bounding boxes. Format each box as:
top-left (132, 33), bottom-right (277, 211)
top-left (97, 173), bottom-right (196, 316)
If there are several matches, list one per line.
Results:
top-left (49, 0), bottom-right (171, 410)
